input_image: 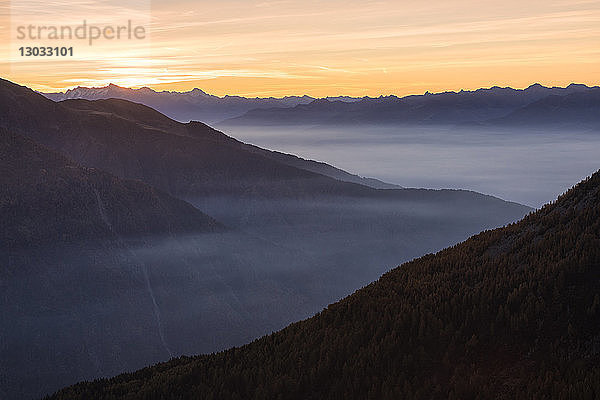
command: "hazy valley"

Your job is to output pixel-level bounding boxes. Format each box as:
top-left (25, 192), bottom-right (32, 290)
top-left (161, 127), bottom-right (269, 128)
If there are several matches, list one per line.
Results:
top-left (1, 79), bottom-right (531, 399)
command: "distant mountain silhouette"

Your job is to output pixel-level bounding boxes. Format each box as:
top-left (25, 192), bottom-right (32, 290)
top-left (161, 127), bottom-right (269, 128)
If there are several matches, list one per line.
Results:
top-left (42, 83), bottom-right (315, 123)
top-left (46, 83), bottom-right (599, 128)
top-left (220, 83), bottom-right (599, 127)
top-left (44, 82), bottom-right (599, 129)
top-left (49, 169), bottom-right (600, 400)
top-left (0, 78), bottom-right (531, 400)
top-left (490, 90), bottom-right (600, 129)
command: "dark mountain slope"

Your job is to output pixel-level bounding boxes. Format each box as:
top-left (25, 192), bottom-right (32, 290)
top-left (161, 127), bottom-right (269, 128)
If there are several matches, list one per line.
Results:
top-left (61, 97), bottom-right (402, 189)
top-left (0, 129), bottom-right (330, 400)
top-left (240, 145), bottom-right (402, 189)
top-left (0, 80), bottom-right (316, 197)
top-left (0, 128), bottom-right (220, 248)
top-left (2, 78), bottom-right (400, 192)
top-left (51, 170), bottom-right (600, 399)
top-left (58, 98), bottom-right (193, 137)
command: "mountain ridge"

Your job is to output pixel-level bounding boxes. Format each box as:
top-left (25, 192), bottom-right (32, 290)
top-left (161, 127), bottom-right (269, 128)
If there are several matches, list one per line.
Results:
top-left (42, 82), bottom-right (597, 104)
top-left (489, 90), bottom-right (600, 128)
top-left (220, 83), bottom-right (600, 127)
top-left (4, 78), bottom-right (405, 192)
top-left (41, 82), bottom-right (599, 127)
top-left (58, 97), bottom-right (404, 190)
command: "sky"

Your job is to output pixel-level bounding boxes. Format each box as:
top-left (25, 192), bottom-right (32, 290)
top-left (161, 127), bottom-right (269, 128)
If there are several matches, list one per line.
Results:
top-left (1, 0), bottom-right (599, 96)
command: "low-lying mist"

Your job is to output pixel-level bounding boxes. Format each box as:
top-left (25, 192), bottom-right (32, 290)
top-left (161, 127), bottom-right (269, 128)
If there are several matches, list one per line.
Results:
top-left (218, 124), bottom-right (600, 208)
top-left (1, 189), bottom-right (528, 399)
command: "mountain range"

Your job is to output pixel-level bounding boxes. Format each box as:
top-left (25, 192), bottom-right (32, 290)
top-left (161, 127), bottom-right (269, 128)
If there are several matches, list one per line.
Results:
top-left (221, 83), bottom-right (600, 129)
top-left (0, 78), bottom-right (530, 400)
top-left (42, 83), bottom-right (600, 129)
top-left (49, 168), bottom-right (600, 400)
top-left (42, 84), bottom-right (316, 124)
top-left (42, 85), bottom-right (370, 124)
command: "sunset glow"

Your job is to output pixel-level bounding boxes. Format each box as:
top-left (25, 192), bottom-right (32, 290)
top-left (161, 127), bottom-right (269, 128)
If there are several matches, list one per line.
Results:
top-left (2, 0), bottom-right (599, 96)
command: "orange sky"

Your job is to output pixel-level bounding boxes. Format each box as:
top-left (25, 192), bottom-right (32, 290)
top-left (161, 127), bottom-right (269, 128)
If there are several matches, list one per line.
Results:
top-left (2, 0), bottom-right (599, 96)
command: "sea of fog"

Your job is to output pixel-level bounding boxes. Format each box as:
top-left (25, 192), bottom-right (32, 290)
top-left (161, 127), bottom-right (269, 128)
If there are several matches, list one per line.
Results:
top-left (218, 124), bottom-right (600, 208)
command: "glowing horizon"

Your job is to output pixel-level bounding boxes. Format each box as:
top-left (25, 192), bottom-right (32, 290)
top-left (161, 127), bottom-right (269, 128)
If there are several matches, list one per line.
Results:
top-left (2, 0), bottom-right (599, 97)
top-left (34, 81), bottom-right (597, 100)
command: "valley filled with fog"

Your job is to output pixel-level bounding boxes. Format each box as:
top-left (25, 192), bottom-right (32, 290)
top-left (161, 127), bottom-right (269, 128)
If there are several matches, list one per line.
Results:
top-left (220, 124), bottom-right (600, 208)
top-left (0, 80), bottom-right (533, 399)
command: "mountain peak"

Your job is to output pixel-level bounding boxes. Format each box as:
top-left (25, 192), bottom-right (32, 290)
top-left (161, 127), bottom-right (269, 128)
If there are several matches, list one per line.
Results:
top-left (525, 82), bottom-right (547, 90)
top-left (189, 87), bottom-right (209, 97)
top-left (136, 86), bottom-right (157, 94)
